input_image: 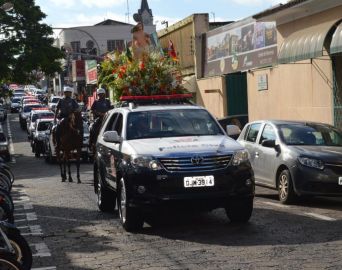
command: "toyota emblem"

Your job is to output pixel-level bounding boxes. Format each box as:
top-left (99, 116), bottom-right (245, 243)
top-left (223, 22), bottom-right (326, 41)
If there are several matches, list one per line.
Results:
top-left (191, 156), bottom-right (203, 165)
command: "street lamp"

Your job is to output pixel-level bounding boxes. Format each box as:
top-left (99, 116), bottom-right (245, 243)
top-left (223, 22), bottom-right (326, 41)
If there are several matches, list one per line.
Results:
top-left (1, 2), bottom-right (13, 12)
top-left (161, 20), bottom-right (168, 28)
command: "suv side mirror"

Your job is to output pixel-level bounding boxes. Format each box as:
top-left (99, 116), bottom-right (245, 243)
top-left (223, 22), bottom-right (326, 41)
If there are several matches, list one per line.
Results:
top-left (226, 125), bottom-right (241, 138)
top-left (103, 131), bottom-right (122, 143)
top-left (261, 139), bottom-right (276, 148)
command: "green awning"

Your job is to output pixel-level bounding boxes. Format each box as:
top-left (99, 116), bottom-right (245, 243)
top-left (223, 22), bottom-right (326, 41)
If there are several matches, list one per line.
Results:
top-left (279, 21), bottom-right (337, 64)
top-left (330, 21), bottom-right (342, 54)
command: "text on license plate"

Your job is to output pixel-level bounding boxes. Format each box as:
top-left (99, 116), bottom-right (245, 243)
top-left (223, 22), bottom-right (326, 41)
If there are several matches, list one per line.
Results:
top-left (184, 176), bottom-right (215, 188)
top-left (339, 177), bottom-right (342, 186)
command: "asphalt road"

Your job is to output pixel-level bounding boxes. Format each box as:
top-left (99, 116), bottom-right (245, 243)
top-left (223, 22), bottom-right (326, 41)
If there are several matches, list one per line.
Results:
top-left (3, 112), bottom-right (342, 270)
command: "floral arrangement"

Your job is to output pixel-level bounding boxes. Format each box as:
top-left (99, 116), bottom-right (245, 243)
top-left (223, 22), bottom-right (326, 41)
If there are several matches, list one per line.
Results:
top-left (98, 50), bottom-right (187, 101)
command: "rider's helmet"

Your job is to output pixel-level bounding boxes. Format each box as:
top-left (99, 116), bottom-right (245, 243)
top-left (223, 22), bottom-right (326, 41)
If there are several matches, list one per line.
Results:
top-left (63, 86), bottom-right (73, 93)
top-left (97, 88), bottom-right (106, 95)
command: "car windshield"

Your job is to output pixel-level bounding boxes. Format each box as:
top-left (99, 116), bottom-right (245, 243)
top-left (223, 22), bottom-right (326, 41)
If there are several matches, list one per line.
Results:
top-left (279, 123), bottom-right (342, 146)
top-left (37, 122), bottom-right (51, 131)
top-left (126, 109), bottom-right (224, 140)
top-left (51, 98), bottom-right (60, 103)
top-left (12, 98), bottom-right (21, 103)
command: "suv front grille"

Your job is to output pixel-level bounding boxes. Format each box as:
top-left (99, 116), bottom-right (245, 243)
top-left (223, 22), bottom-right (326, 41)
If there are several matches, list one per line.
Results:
top-left (158, 154), bottom-right (232, 172)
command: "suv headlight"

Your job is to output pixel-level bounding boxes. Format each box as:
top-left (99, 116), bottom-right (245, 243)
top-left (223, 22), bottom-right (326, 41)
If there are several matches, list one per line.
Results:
top-left (131, 155), bottom-right (161, 170)
top-left (0, 146), bottom-right (8, 151)
top-left (232, 150), bottom-right (249, 166)
top-left (298, 157), bottom-right (324, 170)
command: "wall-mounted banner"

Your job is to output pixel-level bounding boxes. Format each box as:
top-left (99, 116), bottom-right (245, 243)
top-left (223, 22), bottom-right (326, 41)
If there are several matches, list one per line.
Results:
top-left (85, 60), bottom-right (97, 85)
top-left (204, 20), bottom-right (277, 77)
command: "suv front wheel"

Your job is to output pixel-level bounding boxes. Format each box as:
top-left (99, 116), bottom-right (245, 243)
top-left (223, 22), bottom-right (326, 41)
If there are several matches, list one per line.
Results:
top-left (225, 197), bottom-right (253, 223)
top-left (118, 178), bottom-right (144, 232)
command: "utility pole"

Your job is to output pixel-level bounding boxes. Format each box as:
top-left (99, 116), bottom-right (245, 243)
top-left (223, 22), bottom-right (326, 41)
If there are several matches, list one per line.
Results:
top-left (126, 0), bottom-right (130, 24)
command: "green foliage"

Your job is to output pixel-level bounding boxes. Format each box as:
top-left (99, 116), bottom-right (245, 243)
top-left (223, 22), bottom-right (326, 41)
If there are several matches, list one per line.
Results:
top-left (0, 0), bottom-right (64, 83)
top-left (98, 50), bottom-right (187, 102)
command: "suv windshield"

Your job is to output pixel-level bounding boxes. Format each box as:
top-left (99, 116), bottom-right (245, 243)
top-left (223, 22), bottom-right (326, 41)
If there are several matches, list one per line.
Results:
top-left (279, 123), bottom-right (342, 146)
top-left (127, 109), bottom-right (223, 140)
top-left (37, 122), bottom-right (51, 131)
top-left (51, 98), bottom-right (60, 103)
top-left (24, 105), bottom-right (42, 113)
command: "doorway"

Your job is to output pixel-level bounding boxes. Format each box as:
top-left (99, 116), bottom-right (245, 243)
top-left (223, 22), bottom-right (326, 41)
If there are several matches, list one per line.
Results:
top-left (332, 55), bottom-right (342, 129)
top-left (225, 72), bottom-right (248, 116)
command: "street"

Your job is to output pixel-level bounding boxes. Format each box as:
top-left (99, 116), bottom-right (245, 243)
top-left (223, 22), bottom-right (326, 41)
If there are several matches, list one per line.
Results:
top-left (5, 112), bottom-right (342, 270)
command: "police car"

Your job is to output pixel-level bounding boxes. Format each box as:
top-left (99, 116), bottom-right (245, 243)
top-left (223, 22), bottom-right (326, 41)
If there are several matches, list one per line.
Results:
top-left (94, 95), bottom-right (255, 232)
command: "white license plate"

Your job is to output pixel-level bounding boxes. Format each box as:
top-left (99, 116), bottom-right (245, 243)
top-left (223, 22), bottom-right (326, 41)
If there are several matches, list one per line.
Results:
top-left (184, 176), bottom-right (214, 188)
top-left (339, 177), bottom-right (342, 186)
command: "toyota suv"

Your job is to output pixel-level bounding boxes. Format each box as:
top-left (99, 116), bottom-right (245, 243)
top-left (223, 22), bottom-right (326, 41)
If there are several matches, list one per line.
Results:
top-left (94, 96), bottom-right (255, 231)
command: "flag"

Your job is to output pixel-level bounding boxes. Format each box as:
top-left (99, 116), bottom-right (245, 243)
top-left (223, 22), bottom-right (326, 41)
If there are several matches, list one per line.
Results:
top-left (168, 40), bottom-right (178, 61)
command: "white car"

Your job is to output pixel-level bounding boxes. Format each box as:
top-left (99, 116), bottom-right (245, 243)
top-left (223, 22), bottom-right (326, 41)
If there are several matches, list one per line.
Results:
top-left (48, 96), bottom-right (62, 112)
top-left (27, 109), bottom-right (54, 140)
top-left (32, 118), bottom-right (54, 157)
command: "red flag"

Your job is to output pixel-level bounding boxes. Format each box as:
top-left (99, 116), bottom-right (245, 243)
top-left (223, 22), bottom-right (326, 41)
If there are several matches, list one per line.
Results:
top-left (168, 40), bottom-right (178, 60)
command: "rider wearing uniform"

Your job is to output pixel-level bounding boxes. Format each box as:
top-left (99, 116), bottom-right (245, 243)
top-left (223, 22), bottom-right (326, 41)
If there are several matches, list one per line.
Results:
top-left (54, 86), bottom-right (80, 145)
top-left (89, 88), bottom-right (112, 149)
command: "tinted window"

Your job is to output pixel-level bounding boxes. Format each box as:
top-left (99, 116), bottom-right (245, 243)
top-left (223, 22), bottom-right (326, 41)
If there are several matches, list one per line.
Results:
top-left (126, 109), bottom-right (223, 140)
top-left (0, 133), bottom-right (6, 142)
top-left (246, 123), bottom-right (261, 143)
top-left (51, 98), bottom-right (60, 103)
top-left (259, 124), bottom-right (276, 144)
top-left (37, 122), bottom-right (51, 131)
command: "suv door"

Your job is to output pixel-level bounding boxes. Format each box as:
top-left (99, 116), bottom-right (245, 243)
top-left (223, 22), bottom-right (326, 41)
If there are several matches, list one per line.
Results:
top-left (100, 112), bottom-right (123, 189)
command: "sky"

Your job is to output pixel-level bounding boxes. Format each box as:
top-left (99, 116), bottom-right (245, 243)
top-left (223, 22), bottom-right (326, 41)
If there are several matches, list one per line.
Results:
top-left (35, 0), bottom-right (287, 35)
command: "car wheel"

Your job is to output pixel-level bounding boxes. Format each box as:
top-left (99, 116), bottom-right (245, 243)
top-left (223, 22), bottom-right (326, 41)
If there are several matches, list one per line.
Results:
top-left (97, 167), bottom-right (116, 212)
top-left (118, 178), bottom-right (144, 232)
top-left (278, 169), bottom-right (296, 204)
top-left (225, 196), bottom-right (253, 223)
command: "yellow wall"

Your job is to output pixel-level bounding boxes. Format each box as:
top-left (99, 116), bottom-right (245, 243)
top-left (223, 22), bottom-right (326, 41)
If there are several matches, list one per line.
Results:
top-left (246, 6), bottom-right (342, 124)
top-left (197, 76), bottom-right (226, 118)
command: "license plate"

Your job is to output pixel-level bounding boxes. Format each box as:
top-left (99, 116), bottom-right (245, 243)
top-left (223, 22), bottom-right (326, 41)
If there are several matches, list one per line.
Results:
top-left (184, 176), bottom-right (214, 188)
top-left (339, 177), bottom-right (342, 186)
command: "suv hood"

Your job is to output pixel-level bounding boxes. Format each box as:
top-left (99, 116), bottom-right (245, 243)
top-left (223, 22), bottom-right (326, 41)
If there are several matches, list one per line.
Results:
top-left (126, 135), bottom-right (243, 156)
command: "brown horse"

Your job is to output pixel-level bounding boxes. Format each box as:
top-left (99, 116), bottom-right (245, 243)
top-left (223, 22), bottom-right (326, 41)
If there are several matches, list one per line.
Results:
top-left (55, 111), bottom-right (83, 183)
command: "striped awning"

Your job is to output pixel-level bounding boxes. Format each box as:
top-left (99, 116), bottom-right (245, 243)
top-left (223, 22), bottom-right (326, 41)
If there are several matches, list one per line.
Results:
top-left (279, 21), bottom-right (338, 64)
top-left (330, 21), bottom-right (342, 54)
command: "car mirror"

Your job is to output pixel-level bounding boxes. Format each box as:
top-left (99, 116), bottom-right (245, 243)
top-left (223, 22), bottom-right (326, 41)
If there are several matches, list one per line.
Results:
top-left (226, 125), bottom-right (241, 138)
top-left (103, 131), bottom-right (122, 143)
top-left (261, 139), bottom-right (276, 148)
top-left (45, 130), bottom-right (51, 135)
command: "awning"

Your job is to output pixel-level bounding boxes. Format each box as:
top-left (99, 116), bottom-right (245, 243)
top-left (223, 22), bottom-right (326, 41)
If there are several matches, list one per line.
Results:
top-left (330, 21), bottom-right (342, 54)
top-left (279, 20), bottom-right (338, 64)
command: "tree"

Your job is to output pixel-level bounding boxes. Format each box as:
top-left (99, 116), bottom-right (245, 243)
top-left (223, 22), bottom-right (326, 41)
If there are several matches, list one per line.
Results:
top-left (0, 0), bottom-right (63, 83)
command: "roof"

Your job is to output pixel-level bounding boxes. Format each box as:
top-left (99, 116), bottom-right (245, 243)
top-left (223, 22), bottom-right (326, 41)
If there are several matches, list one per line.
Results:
top-left (209, 21), bottom-right (234, 30)
top-left (250, 119), bottom-right (334, 127)
top-left (138, 0), bottom-right (153, 16)
top-left (253, 0), bottom-right (310, 19)
top-left (94, 19), bottom-right (132, 26)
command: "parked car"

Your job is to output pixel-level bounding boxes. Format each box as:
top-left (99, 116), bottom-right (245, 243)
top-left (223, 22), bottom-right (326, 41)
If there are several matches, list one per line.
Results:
top-left (27, 109), bottom-right (54, 140)
top-left (10, 97), bottom-right (21, 113)
top-left (0, 125), bottom-right (10, 162)
top-left (48, 96), bottom-right (62, 112)
top-left (0, 105), bottom-right (7, 122)
top-left (94, 96), bottom-right (255, 231)
top-left (19, 104), bottom-right (43, 130)
top-left (237, 120), bottom-right (342, 204)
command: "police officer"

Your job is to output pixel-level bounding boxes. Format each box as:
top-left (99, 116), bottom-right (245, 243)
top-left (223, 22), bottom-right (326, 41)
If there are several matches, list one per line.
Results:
top-left (91, 88), bottom-right (112, 119)
top-left (54, 86), bottom-right (80, 145)
top-left (89, 88), bottom-right (112, 150)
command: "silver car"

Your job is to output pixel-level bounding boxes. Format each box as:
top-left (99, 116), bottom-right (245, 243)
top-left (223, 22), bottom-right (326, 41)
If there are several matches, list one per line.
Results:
top-left (238, 120), bottom-right (342, 204)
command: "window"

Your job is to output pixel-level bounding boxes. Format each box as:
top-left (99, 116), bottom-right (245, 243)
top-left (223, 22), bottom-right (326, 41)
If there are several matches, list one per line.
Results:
top-left (107, 40), bottom-right (124, 52)
top-left (259, 124), bottom-right (276, 144)
top-left (71, 41), bottom-right (80, 53)
top-left (246, 123), bottom-right (261, 143)
top-left (104, 113), bottom-right (123, 136)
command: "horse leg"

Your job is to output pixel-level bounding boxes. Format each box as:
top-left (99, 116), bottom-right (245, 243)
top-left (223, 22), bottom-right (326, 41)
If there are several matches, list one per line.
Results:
top-left (58, 149), bottom-right (66, 182)
top-left (67, 153), bottom-right (73, 182)
top-left (76, 149), bottom-right (81, 184)
top-left (62, 154), bottom-right (67, 181)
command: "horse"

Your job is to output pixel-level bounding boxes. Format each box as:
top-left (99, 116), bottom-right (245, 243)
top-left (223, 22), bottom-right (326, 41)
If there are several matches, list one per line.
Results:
top-left (54, 111), bottom-right (83, 183)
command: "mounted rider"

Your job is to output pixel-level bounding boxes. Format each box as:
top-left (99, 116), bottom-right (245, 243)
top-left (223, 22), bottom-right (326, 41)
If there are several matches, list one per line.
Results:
top-left (53, 86), bottom-right (80, 146)
top-left (89, 88), bottom-right (112, 149)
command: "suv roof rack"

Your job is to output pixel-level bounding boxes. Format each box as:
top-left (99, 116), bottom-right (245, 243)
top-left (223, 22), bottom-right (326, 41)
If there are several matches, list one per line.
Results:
top-left (119, 94), bottom-right (194, 108)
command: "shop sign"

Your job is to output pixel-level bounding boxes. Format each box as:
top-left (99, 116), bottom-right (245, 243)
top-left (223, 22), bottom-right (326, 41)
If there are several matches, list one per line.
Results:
top-left (72, 60), bottom-right (85, 82)
top-left (204, 20), bottom-right (277, 77)
top-left (257, 74), bottom-right (268, 91)
top-left (85, 60), bottom-right (97, 84)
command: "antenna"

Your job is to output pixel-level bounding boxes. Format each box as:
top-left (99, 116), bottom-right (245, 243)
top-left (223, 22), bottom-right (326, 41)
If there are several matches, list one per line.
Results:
top-left (126, 0), bottom-right (130, 23)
